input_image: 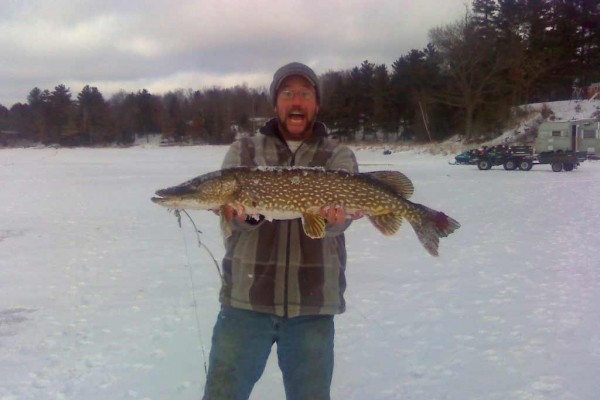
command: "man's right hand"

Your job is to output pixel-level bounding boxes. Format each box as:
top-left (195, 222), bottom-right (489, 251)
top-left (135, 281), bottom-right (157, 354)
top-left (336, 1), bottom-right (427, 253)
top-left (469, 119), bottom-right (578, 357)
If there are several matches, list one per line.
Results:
top-left (213, 204), bottom-right (247, 222)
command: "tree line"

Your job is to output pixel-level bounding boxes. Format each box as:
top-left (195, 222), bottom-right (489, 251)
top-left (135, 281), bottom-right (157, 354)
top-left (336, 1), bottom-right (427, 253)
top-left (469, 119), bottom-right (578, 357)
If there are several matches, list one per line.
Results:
top-left (0, 84), bottom-right (272, 146)
top-left (0, 0), bottom-right (598, 146)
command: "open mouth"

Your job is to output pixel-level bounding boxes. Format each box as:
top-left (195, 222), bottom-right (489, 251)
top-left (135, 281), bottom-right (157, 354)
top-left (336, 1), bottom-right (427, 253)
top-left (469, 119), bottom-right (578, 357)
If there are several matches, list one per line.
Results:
top-left (151, 195), bottom-right (166, 204)
top-left (287, 110), bottom-right (306, 124)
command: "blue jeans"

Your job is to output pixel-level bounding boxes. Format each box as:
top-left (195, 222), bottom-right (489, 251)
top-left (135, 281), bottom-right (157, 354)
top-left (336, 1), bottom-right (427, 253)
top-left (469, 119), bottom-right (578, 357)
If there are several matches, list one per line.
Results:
top-left (202, 307), bottom-right (335, 400)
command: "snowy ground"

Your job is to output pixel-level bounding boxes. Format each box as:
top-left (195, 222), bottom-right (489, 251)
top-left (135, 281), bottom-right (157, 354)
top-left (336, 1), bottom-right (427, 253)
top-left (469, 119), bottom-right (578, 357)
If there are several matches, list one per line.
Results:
top-left (1, 145), bottom-right (599, 400)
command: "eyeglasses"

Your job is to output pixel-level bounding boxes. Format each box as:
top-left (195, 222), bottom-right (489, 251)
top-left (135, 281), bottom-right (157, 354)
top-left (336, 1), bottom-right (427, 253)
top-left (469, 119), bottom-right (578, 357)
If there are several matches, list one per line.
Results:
top-left (278, 89), bottom-right (315, 101)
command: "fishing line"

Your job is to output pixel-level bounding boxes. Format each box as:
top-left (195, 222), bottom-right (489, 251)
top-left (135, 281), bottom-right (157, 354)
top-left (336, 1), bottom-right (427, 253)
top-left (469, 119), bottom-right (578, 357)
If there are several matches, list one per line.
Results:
top-left (174, 209), bottom-right (222, 378)
top-left (175, 209), bottom-right (222, 280)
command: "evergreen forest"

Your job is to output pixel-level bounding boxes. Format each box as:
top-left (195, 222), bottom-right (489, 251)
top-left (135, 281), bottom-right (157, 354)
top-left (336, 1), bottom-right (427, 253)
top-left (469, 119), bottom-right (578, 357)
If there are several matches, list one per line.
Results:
top-left (0, 0), bottom-right (598, 146)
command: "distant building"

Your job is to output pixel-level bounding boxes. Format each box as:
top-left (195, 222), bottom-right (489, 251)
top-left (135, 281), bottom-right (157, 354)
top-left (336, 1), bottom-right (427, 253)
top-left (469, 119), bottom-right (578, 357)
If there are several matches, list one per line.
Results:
top-left (535, 119), bottom-right (600, 155)
top-left (587, 83), bottom-right (600, 100)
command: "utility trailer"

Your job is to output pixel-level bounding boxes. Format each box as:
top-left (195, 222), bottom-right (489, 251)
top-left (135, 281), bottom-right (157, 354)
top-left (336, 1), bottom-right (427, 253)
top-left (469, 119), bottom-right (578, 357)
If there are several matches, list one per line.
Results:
top-left (472, 144), bottom-right (585, 172)
top-left (452, 122), bottom-right (591, 171)
top-left (474, 145), bottom-right (533, 170)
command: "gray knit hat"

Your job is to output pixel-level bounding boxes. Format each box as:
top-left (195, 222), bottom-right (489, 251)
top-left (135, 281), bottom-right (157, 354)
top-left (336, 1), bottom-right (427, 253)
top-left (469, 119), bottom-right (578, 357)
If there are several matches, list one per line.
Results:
top-left (269, 62), bottom-right (320, 106)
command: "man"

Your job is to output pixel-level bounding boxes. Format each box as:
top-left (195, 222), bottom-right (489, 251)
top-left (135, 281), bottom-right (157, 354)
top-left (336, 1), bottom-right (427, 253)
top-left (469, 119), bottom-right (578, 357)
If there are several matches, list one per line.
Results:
top-left (203, 62), bottom-right (360, 400)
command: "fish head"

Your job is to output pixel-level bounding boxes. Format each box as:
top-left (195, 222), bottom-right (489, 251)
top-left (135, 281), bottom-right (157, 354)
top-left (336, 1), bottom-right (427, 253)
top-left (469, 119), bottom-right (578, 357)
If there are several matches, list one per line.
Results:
top-left (151, 171), bottom-right (239, 210)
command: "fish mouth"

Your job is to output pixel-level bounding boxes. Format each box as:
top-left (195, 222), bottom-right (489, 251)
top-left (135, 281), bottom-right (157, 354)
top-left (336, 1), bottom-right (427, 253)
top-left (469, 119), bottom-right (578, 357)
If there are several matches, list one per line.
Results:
top-left (151, 196), bottom-right (164, 203)
top-left (155, 188), bottom-right (172, 197)
top-left (151, 188), bottom-right (179, 204)
top-left (151, 194), bottom-right (184, 209)
top-left (154, 185), bottom-right (195, 197)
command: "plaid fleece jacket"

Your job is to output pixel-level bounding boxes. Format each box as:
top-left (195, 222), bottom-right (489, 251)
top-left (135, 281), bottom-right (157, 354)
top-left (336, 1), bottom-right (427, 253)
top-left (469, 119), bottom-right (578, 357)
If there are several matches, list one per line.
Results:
top-left (219, 119), bottom-right (358, 317)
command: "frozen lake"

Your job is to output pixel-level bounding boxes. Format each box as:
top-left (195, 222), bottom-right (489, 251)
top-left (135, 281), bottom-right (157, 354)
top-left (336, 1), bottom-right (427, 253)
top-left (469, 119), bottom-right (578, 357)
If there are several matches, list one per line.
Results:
top-left (1, 145), bottom-right (599, 400)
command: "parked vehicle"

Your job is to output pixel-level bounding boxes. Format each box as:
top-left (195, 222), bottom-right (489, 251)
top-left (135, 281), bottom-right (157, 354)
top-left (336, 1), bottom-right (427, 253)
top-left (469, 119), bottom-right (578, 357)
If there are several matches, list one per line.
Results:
top-left (450, 149), bottom-right (478, 165)
top-left (452, 144), bottom-right (586, 172)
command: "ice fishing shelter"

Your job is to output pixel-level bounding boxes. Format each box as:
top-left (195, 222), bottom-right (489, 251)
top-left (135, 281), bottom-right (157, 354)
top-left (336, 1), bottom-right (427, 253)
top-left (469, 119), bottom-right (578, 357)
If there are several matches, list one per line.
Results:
top-left (535, 119), bottom-right (600, 155)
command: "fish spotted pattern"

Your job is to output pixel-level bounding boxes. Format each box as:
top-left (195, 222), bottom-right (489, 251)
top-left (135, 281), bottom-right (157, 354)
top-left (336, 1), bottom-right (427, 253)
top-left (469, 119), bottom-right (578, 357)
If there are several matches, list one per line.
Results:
top-left (152, 166), bottom-right (460, 256)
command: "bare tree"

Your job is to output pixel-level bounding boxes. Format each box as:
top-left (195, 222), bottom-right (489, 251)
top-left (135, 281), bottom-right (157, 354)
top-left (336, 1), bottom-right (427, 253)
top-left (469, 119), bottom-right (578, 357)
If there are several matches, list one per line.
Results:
top-left (429, 12), bottom-right (509, 138)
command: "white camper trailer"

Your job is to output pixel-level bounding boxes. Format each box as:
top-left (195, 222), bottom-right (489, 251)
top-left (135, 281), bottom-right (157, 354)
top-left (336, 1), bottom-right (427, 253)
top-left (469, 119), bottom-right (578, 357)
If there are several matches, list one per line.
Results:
top-left (534, 119), bottom-right (600, 155)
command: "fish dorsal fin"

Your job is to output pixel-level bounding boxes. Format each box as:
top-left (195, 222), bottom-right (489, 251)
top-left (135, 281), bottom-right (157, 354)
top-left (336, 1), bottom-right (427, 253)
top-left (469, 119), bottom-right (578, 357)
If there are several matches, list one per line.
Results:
top-left (301, 213), bottom-right (327, 239)
top-left (363, 171), bottom-right (414, 199)
top-left (368, 213), bottom-right (403, 236)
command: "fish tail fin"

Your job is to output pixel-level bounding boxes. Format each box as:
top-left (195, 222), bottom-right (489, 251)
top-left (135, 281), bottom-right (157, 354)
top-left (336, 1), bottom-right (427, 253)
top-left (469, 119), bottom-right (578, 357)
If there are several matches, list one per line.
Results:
top-left (408, 205), bottom-right (461, 257)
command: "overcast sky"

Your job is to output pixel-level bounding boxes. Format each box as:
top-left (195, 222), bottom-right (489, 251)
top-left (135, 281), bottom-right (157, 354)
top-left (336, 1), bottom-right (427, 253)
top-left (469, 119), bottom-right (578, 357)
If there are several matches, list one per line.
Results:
top-left (0, 0), bottom-right (470, 108)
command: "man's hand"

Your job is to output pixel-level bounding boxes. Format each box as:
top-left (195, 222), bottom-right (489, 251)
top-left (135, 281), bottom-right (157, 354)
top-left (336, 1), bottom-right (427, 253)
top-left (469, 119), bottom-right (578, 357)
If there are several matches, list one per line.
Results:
top-left (320, 206), bottom-right (365, 225)
top-left (212, 204), bottom-right (247, 222)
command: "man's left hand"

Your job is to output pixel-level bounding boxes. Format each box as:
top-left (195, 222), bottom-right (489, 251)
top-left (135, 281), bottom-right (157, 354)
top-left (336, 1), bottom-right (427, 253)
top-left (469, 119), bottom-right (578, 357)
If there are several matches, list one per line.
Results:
top-left (320, 206), bottom-right (364, 225)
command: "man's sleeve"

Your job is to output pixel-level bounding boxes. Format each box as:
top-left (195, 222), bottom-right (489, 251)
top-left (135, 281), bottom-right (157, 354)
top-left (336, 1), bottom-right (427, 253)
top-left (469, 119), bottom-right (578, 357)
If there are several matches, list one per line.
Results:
top-left (326, 145), bottom-right (359, 173)
top-left (221, 141), bottom-right (243, 169)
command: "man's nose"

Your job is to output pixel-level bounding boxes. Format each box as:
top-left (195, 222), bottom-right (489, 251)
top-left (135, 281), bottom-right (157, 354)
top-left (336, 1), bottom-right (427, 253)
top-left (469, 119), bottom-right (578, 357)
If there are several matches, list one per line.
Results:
top-left (291, 94), bottom-right (303, 105)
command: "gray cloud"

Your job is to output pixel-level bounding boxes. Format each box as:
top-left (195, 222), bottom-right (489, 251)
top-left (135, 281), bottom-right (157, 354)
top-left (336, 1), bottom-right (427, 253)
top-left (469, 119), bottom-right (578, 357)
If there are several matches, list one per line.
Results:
top-left (0, 0), bottom-right (469, 107)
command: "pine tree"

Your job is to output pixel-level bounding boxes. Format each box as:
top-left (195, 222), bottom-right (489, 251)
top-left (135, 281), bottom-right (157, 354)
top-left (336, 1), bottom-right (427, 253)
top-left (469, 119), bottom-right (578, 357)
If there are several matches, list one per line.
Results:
top-left (48, 84), bottom-right (73, 144)
top-left (162, 92), bottom-right (186, 142)
top-left (372, 64), bottom-right (396, 138)
top-left (77, 85), bottom-right (110, 144)
top-left (472, 0), bottom-right (499, 38)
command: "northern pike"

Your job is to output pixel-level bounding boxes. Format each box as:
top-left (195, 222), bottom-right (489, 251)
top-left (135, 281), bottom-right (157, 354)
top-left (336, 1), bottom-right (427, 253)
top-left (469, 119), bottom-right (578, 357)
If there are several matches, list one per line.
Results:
top-left (151, 166), bottom-right (460, 256)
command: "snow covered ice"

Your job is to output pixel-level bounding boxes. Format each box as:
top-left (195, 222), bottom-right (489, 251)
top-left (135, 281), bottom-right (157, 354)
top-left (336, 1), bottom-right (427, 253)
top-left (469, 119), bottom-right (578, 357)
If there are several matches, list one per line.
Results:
top-left (1, 144), bottom-right (599, 400)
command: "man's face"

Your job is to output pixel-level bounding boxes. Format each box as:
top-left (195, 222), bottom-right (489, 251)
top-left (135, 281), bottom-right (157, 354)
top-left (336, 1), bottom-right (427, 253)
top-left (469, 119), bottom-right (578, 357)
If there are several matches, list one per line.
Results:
top-left (274, 75), bottom-right (319, 140)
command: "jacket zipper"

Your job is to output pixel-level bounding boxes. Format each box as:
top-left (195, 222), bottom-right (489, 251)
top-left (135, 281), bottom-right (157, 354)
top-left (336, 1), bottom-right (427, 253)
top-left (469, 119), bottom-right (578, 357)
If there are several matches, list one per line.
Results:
top-left (283, 144), bottom-right (300, 318)
top-left (283, 221), bottom-right (292, 318)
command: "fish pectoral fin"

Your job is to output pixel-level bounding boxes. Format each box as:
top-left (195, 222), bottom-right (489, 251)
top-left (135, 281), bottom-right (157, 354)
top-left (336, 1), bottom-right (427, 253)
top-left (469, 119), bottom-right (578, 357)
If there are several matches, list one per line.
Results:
top-left (368, 213), bottom-right (403, 236)
top-left (301, 213), bottom-right (327, 239)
